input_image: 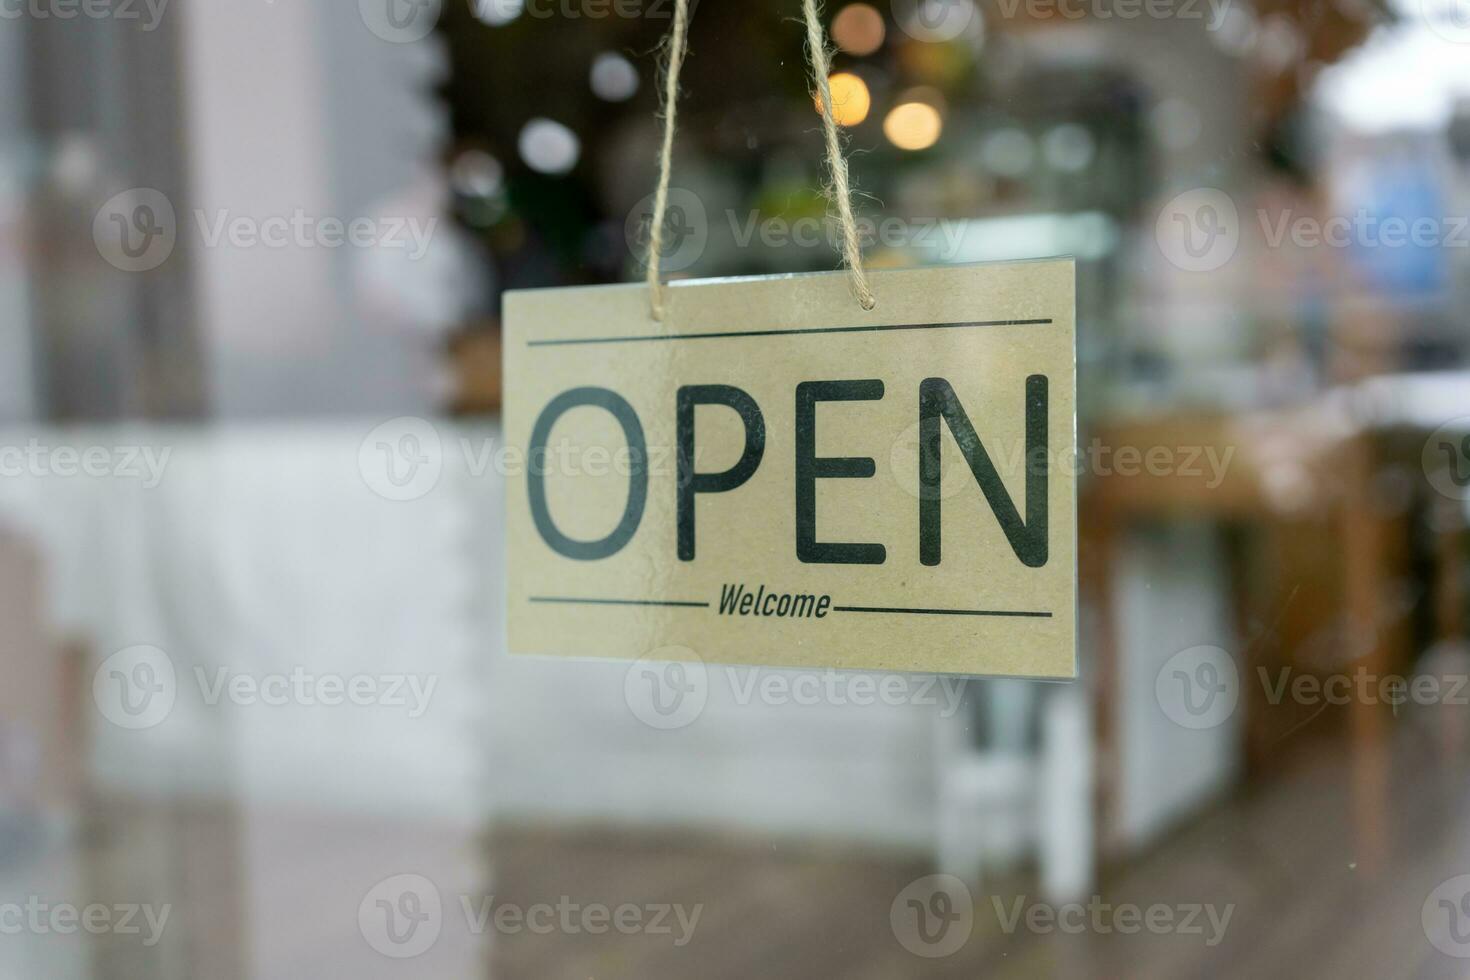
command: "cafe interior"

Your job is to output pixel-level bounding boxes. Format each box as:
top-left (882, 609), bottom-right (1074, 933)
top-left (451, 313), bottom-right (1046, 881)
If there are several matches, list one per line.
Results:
top-left (1, 0), bottom-right (1469, 976)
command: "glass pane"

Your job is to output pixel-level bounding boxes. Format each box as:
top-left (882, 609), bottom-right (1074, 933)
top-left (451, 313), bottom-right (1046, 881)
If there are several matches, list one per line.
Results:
top-left (1, 0), bottom-right (1468, 976)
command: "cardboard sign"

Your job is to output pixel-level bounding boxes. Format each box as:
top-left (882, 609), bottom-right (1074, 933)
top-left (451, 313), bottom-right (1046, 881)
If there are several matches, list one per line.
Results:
top-left (503, 260), bottom-right (1076, 679)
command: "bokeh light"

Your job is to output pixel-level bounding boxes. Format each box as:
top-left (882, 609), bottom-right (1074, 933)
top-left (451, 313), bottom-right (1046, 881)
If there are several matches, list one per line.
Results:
top-left (883, 101), bottom-right (943, 150)
top-left (893, 0), bottom-right (977, 43)
top-left (450, 149), bottom-right (504, 198)
top-left (475, 0), bottom-right (525, 26)
top-left (590, 53), bottom-right (639, 102)
top-left (831, 4), bottom-right (886, 56)
top-left (518, 118), bottom-right (580, 174)
top-left (1042, 123), bottom-right (1095, 173)
top-left (816, 72), bottom-right (872, 127)
top-left (980, 127), bottom-right (1036, 176)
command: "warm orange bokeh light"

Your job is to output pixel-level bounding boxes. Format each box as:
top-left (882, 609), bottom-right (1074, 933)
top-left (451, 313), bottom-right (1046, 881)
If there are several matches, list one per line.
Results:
top-left (815, 72), bottom-right (872, 127)
top-left (831, 3), bottom-right (885, 56)
top-left (883, 101), bottom-right (943, 150)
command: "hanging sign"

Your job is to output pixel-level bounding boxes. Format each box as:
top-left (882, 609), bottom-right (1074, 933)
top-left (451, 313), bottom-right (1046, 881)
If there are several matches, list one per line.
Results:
top-left (503, 260), bottom-right (1077, 679)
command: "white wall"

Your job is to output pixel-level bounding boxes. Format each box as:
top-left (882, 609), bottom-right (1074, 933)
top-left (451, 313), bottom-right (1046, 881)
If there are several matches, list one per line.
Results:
top-left (1114, 522), bottom-right (1242, 848)
top-left (177, 0), bottom-right (455, 418)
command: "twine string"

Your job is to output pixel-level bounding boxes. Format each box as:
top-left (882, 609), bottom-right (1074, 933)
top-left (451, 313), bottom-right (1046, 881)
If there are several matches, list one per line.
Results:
top-left (799, 0), bottom-right (877, 311)
top-left (644, 0), bottom-right (692, 321)
top-left (644, 0), bottom-right (877, 320)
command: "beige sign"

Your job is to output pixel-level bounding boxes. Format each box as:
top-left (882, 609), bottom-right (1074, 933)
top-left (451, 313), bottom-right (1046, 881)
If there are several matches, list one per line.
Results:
top-left (503, 260), bottom-right (1076, 679)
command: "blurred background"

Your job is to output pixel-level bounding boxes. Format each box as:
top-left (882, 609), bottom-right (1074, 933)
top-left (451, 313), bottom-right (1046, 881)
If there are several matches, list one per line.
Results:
top-left (2, 0), bottom-right (1470, 976)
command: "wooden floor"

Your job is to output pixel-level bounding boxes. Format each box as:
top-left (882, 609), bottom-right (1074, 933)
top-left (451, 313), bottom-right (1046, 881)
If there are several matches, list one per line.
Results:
top-left (488, 719), bottom-right (1470, 979)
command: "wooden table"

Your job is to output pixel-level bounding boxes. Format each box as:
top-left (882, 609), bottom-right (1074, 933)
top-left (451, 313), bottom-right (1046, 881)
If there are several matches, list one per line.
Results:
top-left (1083, 407), bottom-right (1465, 871)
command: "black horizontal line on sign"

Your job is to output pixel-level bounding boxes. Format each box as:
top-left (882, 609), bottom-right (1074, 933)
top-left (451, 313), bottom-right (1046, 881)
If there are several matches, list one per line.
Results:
top-left (529, 596), bottom-right (711, 609)
top-left (526, 319), bottom-right (1053, 348)
top-left (833, 606), bottom-right (1053, 618)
